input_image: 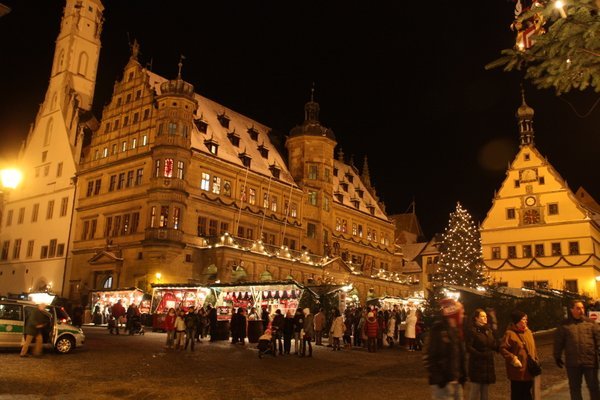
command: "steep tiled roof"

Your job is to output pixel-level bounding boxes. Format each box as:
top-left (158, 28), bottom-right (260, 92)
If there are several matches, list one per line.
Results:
top-left (147, 71), bottom-right (298, 188)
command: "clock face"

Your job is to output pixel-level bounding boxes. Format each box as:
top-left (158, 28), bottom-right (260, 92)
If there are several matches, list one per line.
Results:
top-left (525, 196), bottom-right (536, 206)
top-left (523, 209), bottom-right (540, 224)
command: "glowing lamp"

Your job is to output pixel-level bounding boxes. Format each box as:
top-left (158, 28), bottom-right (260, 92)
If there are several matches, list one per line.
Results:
top-left (1, 168), bottom-right (22, 189)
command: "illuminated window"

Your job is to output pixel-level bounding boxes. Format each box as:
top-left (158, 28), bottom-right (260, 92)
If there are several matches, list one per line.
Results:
top-left (271, 196), bottom-right (277, 212)
top-left (173, 207), bottom-right (180, 230)
top-left (201, 173), bottom-right (210, 191)
top-left (142, 135), bottom-right (148, 146)
top-left (132, 138), bottom-right (137, 149)
top-left (308, 191), bottom-right (317, 206)
top-left (163, 159), bottom-right (174, 178)
top-left (177, 161), bottom-right (184, 179)
top-left (159, 206), bottom-right (169, 228)
top-left (248, 188), bottom-right (256, 205)
top-left (212, 176), bottom-right (221, 194)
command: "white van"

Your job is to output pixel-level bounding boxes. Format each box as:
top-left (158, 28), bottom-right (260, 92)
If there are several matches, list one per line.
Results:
top-left (0, 299), bottom-right (85, 354)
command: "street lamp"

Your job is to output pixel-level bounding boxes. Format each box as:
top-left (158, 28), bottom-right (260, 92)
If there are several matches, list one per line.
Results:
top-left (0, 168), bottom-right (22, 189)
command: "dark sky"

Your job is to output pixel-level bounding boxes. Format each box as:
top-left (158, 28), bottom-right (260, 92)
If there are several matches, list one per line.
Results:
top-left (0, 0), bottom-right (598, 237)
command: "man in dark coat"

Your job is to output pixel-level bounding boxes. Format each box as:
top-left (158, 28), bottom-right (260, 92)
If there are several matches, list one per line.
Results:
top-left (271, 309), bottom-right (285, 355)
top-left (554, 300), bottom-right (600, 400)
top-left (20, 303), bottom-right (51, 357)
top-left (207, 305), bottom-right (218, 342)
top-left (422, 298), bottom-right (467, 399)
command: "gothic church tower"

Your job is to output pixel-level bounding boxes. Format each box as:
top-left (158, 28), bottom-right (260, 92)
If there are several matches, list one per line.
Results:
top-left (0, 0), bottom-right (104, 297)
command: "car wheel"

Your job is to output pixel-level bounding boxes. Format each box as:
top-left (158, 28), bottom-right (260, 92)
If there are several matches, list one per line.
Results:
top-left (55, 336), bottom-right (75, 354)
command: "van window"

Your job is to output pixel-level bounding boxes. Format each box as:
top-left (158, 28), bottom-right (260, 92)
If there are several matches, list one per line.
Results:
top-left (0, 303), bottom-right (22, 321)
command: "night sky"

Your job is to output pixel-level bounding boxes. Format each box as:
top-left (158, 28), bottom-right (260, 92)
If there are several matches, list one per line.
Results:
top-left (0, 0), bottom-right (598, 237)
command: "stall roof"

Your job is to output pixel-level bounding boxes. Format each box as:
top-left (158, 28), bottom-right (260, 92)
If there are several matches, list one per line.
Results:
top-left (90, 287), bottom-right (144, 293)
top-left (151, 283), bottom-right (208, 289)
top-left (210, 280), bottom-right (319, 298)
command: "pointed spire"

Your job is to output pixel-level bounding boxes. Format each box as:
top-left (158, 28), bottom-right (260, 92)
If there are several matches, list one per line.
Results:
top-left (349, 154), bottom-right (355, 168)
top-left (516, 85), bottom-right (535, 146)
top-left (304, 82), bottom-right (320, 123)
top-left (130, 38), bottom-right (140, 61)
top-left (337, 147), bottom-right (344, 162)
top-left (361, 156), bottom-right (372, 188)
top-left (177, 54), bottom-right (186, 79)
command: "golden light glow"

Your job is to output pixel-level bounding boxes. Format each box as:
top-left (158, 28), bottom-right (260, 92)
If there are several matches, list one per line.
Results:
top-left (1, 168), bottom-right (22, 189)
top-left (155, 272), bottom-right (162, 280)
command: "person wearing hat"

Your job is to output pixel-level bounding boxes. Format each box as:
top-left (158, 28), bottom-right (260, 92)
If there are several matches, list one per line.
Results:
top-left (423, 298), bottom-right (467, 399)
top-left (500, 310), bottom-right (539, 400)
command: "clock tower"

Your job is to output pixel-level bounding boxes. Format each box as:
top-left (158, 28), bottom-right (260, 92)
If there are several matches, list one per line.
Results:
top-left (480, 91), bottom-right (600, 297)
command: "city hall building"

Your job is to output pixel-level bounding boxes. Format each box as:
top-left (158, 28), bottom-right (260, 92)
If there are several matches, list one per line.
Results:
top-left (0, 0), bottom-right (411, 302)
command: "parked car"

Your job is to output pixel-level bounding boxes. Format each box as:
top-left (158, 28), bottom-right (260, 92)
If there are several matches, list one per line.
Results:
top-left (0, 299), bottom-right (85, 354)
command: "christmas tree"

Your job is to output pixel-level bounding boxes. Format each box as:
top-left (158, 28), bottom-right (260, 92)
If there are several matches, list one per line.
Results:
top-left (486, 0), bottom-right (600, 95)
top-left (437, 202), bottom-right (485, 289)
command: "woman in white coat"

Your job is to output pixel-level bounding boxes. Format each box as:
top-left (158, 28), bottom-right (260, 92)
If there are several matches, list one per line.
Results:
top-left (405, 308), bottom-right (417, 351)
top-left (330, 309), bottom-right (345, 351)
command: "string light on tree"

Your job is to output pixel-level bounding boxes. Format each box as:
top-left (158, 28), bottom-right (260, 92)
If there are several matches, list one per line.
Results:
top-left (437, 202), bottom-right (485, 290)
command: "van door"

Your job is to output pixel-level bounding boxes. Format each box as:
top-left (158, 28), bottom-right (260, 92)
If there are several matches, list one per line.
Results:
top-left (0, 303), bottom-right (24, 346)
top-left (46, 306), bottom-right (57, 345)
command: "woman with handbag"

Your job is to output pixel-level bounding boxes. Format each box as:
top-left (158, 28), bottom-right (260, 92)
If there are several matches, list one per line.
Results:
top-left (500, 310), bottom-right (540, 400)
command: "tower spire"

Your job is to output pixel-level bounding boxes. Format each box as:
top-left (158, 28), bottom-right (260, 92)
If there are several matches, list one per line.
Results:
top-left (516, 85), bottom-right (535, 146)
top-left (177, 54), bottom-right (186, 79)
top-left (304, 82), bottom-right (320, 122)
top-left (361, 155), bottom-right (372, 188)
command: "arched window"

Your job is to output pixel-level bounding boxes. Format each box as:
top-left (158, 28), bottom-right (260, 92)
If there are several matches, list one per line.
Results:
top-left (102, 276), bottom-right (113, 289)
top-left (77, 52), bottom-right (89, 76)
top-left (44, 118), bottom-right (53, 146)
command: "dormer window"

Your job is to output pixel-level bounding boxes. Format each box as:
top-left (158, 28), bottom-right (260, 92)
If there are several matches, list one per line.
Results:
top-left (217, 113), bottom-right (230, 129)
top-left (340, 182), bottom-right (348, 192)
top-left (334, 192), bottom-right (344, 202)
top-left (258, 144), bottom-right (269, 158)
top-left (269, 164), bottom-right (281, 179)
top-left (204, 138), bottom-right (219, 155)
top-left (194, 119), bottom-right (208, 134)
top-left (227, 131), bottom-right (240, 147)
top-left (345, 172), bottom-right (354, 183)
top-left (367, 204), bottom-right (376, 215)
top-left (333, 168), bottom-right (338, 177)
top-left (248, 127), bottom-right (259, 141)
top-left (239, 152), bottom-right (252, 168)
top-left (351, 198), bottom-right (360, 209)
top-left (355, 188), bottom-right (364, 198)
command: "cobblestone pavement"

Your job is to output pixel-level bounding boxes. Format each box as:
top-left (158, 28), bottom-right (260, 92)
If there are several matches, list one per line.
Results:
top-left (0, 326), bottom-right (573, 400)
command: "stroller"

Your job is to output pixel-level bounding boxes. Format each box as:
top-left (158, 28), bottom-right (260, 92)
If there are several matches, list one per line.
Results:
top-left (257, 331), bottom-right (275, 358)
top-left (128, 314), bottom-right (145, 335)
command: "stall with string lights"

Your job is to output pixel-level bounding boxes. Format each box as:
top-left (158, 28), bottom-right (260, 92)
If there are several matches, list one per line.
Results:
top-left (88, 287), bottom-right (148, 324)
top-left (150, 284), bottom-right (213, 331)
top-left (211, 280), bottom-right (316, 320)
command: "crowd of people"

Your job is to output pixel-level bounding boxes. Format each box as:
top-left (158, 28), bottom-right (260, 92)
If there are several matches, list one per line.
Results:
top-left (154, 302), bottom-right (427, 357)
top-left (422, 298), bottom-right (600, 400)
top-left (94, 297), bottom-right (600, 400)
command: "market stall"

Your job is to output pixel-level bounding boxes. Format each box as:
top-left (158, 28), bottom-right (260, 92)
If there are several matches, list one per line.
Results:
top-left (210, 280), bottom-right (315, 342)
top-left (150, 284), bottom-right (212, 331)
top-left (87, 287), bottom-right (147, 325)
